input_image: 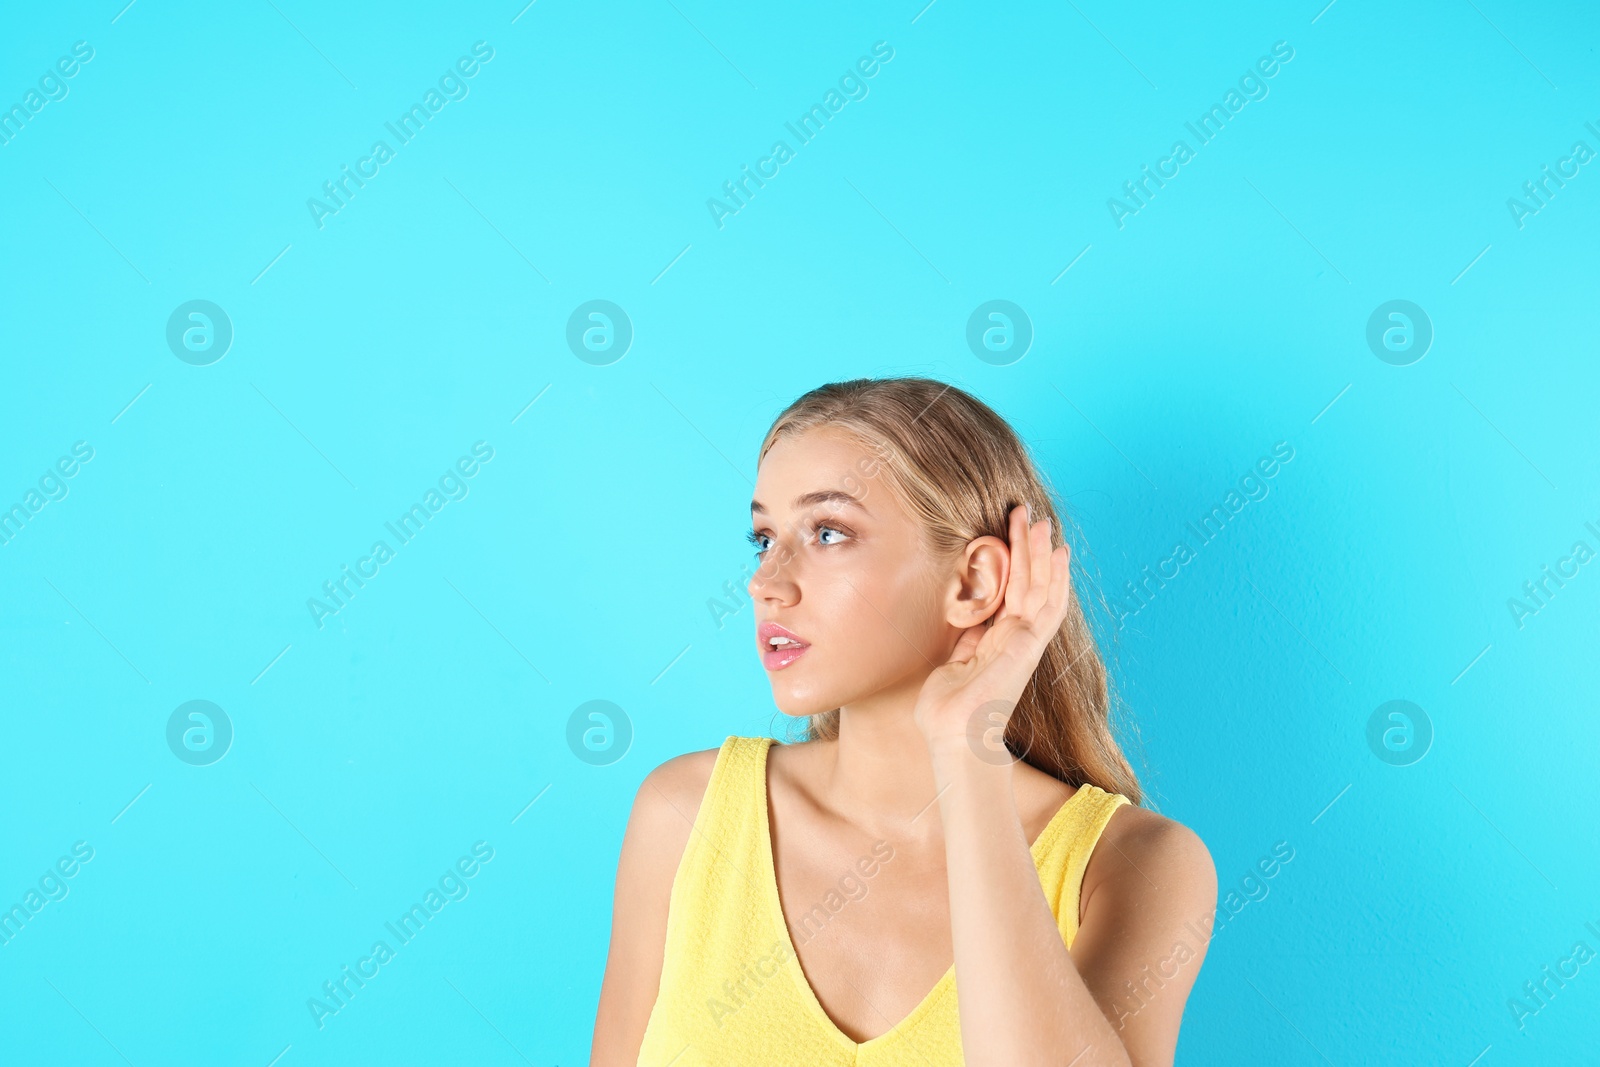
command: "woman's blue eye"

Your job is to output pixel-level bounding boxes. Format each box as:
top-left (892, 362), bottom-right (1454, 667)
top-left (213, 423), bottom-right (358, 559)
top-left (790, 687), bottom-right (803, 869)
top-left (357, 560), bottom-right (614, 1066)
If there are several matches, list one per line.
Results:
top-left (745, 525), bottom-right (847, 556)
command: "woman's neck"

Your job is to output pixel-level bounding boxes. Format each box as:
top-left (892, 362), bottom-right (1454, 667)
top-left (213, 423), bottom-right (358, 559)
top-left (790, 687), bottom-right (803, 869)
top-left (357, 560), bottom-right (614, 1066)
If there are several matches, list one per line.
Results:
top-left (818, 677), bottom-right (979, 846)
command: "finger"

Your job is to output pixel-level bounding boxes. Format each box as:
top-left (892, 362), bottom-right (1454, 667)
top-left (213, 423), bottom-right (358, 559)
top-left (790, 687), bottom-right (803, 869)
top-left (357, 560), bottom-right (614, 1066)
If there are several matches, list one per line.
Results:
top-left (1004, 504), bottom-right (1030, 618)
top-left (946, 624), bottom-right (983, 665)
top-left (1026, 514), bottom-right (1052, 616)
top-left (1045, 543), bottom-right (1071, 621)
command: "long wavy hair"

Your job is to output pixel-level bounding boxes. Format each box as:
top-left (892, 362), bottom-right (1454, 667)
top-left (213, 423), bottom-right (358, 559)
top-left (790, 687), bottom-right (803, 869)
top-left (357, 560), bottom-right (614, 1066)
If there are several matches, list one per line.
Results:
top-left (756, 376), bottom-right (1144, 804)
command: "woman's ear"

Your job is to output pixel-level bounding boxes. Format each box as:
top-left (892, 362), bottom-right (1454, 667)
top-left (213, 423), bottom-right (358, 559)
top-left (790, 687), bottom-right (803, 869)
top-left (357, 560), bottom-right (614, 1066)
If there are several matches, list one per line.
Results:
top-left (946, 535), bottom-right (1009, 628)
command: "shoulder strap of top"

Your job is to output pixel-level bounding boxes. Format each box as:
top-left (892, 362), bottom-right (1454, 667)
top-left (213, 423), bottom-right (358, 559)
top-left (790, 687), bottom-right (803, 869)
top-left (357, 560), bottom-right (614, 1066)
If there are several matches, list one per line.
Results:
top-left (668, 735), bottom-right (770, 914)
top-left (643, 736), bottom-right (804, 1064)
top-left (1036, 783), bottom-right (1132, 947)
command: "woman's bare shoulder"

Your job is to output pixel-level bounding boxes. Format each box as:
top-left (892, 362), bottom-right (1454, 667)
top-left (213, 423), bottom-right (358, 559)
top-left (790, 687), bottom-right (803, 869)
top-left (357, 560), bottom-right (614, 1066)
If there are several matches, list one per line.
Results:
top-left (1082, 797), bottom-right (1216, 925)
top-left (626, 744), bottom-right (727, 865)
top-left (1069, 798), bottom-right (1217, 1062)
top-left (590, 743), bottom-right (725, 1065)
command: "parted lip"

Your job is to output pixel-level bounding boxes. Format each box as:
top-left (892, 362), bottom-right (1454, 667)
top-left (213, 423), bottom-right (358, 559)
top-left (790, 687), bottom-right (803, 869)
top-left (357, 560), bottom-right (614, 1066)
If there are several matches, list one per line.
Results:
top-left (757, 621), bottom-right (809, 651)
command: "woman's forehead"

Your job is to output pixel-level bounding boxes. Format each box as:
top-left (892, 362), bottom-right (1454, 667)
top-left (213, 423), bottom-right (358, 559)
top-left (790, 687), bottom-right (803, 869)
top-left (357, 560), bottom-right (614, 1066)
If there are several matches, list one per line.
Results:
top-left (756, 430), bottom-right (897, 507)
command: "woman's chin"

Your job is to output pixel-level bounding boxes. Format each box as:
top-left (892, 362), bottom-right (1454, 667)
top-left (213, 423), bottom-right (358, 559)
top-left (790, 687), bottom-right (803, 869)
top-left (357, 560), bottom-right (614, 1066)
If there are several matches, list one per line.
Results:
top-left (769, 688), bottom-right (836, 719)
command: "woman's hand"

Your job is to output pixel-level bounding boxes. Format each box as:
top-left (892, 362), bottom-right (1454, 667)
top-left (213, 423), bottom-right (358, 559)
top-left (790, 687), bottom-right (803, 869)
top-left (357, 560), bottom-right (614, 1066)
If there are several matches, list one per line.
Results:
top-left (912, 504), bottom-right (1073, 756)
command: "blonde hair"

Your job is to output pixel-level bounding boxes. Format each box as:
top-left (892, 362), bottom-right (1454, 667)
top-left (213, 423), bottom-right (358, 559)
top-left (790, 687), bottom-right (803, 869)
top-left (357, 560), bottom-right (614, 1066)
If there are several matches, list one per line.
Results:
top-left (756, 376), bottom-right (1143, 804)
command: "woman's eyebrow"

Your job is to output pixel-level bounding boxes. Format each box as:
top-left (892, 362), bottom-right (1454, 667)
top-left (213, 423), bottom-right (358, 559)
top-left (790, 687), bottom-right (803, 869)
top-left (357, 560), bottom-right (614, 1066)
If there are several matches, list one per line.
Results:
top-left (750, 490), bottom-right (868, 515)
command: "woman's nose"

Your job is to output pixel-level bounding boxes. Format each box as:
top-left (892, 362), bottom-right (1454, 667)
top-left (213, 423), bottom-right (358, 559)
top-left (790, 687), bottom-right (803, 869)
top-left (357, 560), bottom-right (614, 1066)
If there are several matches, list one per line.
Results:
top-left (749, 545), bottom-right (798, 601)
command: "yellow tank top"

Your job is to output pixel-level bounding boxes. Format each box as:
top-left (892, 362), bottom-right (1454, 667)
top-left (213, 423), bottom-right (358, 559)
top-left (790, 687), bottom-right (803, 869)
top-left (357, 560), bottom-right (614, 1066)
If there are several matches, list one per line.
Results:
top-left (636, 735), bottom-right (1131, 1066)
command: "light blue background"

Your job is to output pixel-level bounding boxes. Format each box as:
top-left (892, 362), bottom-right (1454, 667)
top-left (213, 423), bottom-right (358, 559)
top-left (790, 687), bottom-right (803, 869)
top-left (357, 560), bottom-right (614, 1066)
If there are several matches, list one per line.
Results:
top-left (2, 1), bottom-right (1597, 1063)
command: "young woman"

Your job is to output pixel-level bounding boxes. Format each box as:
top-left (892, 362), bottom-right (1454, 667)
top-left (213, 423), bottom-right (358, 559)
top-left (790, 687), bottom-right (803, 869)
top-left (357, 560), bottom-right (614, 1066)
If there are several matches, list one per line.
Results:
top-left (593, 377), bottom-right (1217, 1066)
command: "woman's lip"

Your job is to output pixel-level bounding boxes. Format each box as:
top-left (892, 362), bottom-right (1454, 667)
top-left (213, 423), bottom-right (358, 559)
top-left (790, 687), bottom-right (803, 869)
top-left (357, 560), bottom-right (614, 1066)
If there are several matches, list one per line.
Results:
top-left (757, 621), bottom-right (809, 651)
top-left (761, 643), bottom-right (810, 671)
top-left (757, 621), bottom-right (809, 669)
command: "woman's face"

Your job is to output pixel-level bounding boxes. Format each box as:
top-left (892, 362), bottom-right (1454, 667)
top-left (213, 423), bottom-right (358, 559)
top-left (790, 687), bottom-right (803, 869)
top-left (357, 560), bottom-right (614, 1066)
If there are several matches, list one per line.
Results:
top-left (747, 427), bottom-right (955, 717)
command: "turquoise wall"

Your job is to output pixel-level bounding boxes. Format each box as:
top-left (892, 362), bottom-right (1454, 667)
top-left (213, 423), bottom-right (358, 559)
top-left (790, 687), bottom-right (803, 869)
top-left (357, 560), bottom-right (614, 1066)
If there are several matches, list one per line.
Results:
top-left (2, 1), bottom-right (1597, 1063)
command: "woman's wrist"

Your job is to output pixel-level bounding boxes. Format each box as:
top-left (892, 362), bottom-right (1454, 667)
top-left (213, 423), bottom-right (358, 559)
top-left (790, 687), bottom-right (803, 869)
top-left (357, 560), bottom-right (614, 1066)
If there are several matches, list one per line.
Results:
top-left (924, 726), bottom-right (1015, 784)
top-left (923, 736), bottom-right (1023, 862)
top-left (920, 698), bottom-right (1021, 770)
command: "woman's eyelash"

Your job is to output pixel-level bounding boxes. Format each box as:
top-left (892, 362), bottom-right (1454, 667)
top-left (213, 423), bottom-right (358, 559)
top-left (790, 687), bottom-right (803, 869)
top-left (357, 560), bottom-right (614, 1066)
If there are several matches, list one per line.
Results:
top-left (745, 524), bottom-right (851, 552)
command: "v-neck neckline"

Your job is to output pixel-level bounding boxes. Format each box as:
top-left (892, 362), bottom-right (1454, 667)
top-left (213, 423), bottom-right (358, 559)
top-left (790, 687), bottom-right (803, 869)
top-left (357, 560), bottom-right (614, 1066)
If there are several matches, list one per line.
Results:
top-left (753, 736), bottom-right (1098, 1052)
